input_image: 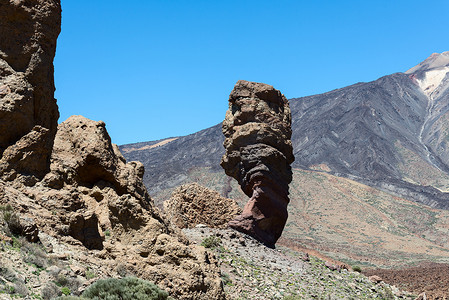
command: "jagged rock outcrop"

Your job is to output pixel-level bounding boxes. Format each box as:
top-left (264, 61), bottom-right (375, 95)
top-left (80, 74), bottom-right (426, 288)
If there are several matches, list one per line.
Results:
top-left (0, 0), bottom-right (60, 182)
top-left (221, 80), bottom-right (294, 248)
top-left (0, 1), bottom-right (226, 298)
top-left (0, 115), bottom-right (226, 299)
top-left (45, 115), bottom-right (148, 199)
top-left (164, 183), bottom-right (241, 229)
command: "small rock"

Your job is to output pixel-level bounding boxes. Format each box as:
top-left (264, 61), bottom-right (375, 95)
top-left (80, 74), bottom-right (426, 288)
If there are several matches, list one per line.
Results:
top-left (414, 292), bottom-right (427, 300)
top-left (368, 275), bottom-right (383, 284)
top-left (70, 265), bottom-right (86, 276)
top-left (46, 265), bottom-right (61, 276)
top-left (325, 261), bottom-right (340, 272)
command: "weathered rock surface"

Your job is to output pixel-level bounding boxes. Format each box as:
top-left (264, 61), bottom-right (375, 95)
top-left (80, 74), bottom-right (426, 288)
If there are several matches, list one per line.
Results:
top-left (164, 183), bottom-right (241, 229)
top-left (221, 80), bottom-right (294, 248)
top-left (46, 115), bottom-right (148, 199)
top-left (0, 0), bottom-right (60, 180)
top-left (0, 116), bottom-right (226, 299)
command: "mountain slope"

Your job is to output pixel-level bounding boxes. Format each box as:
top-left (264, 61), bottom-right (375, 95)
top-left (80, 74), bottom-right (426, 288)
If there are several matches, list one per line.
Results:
top-left (120, 52), bottom-right (449, 210)
top-left (155, 166), bottom-right (449, 268)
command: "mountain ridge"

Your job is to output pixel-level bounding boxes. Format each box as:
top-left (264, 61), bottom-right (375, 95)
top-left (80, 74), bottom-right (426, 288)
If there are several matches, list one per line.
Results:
top-left (120, 52), bottom-right (449, 210)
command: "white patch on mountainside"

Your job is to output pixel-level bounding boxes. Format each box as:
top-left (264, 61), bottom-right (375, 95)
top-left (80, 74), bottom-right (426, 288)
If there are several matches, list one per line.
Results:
top-left (406, 51), bottom-right (449, 74)
top-left (417, 66), bottom-right (449, 99)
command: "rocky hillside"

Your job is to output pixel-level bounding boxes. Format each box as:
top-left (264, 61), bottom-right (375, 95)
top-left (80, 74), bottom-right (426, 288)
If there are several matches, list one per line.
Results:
top-left (121, 52), bottom-right (449, 210)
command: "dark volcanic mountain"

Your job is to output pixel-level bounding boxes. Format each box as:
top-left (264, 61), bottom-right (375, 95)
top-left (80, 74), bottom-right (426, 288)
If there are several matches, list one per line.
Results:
top-left (120, 52), bottom-right (449, 209)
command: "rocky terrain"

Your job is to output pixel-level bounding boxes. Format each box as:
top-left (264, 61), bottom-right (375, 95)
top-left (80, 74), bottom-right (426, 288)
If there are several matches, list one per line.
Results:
top-left (120, 52), bottom-right (449, 298)
top-left (364, 263), bottom-right (449, 299)
top-left (183, 225), bottom-right (416, 300)
top-left (3, 0), bottom-right (449, 299)
top-left (221, 80), bottom-right (294, 247)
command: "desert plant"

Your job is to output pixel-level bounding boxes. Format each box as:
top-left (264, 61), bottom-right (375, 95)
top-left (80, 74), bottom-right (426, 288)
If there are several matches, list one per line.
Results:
top-left (220, 272), bottom-right (232, 286)
top-left (61, 287), bottom-right (71, 296)
top-left (382, 286), bottom-right (395, 300)
top-left (42, 282), bottom-right (62, 300)
top-left (201, 236), bottom-right (221, 249)
top-left (82, 277), bottom-right (170, 300)
top-left (86, 269), bottom-right (96, 280)
top-left (13, 281), bottom-right (29, 297)
top-left (56, 274), bottom-right (69, 287)
top-left (0, 266), bottom-right (17, 282)
top-left (24, 242), bottom-right (48, 269)
top-left (352, 265), bottom-right (362, 272)
top-left (0, 204), bottom-right (20, 235)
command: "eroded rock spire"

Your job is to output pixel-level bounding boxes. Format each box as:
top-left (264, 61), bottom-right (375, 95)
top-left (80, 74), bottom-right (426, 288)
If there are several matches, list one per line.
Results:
top-left (221, 80), bottom-right (294, 248)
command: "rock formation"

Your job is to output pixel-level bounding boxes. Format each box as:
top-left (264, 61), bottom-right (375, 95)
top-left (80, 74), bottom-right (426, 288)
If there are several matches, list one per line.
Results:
top-left (0, 117), bottom-right (225, 298)
top-left (221, 80), bottom-right (294, 248)
top-left (0, 0), bottom-right (61, 182)
top-left (164, 183), bottom-right (241, 229)
top-left (0, 1), bottom-right (225, 299)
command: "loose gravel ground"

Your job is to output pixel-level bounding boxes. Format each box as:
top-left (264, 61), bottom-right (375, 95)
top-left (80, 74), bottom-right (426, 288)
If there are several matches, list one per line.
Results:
top-left (183, 226), bottom-right (416, 300)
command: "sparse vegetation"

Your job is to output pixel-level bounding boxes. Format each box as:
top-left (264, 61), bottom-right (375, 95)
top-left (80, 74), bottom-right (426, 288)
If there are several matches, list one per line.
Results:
top-left (85, 269), bottom-right (96, 280)
top-left (220, 272), bottom-right (232, 286)
top-left (81, 277), bottom-right (170, 300)
top-left (201, 235), bottom-right (222, 249)
top-left (353, 265), bottom-right (362, 273)
top-left (61, 286), bottom-right (71, 296)
top-left (42, 282), bottom-right (62, 300)
top-left (0, 204), bottom-right (20, 236)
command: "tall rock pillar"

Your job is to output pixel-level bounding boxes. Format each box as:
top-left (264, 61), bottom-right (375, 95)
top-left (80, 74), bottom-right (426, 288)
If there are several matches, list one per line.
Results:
top-left (0, 0), bottom-right (61, 182)
top-left (221, 80), bottom-right (294, 248)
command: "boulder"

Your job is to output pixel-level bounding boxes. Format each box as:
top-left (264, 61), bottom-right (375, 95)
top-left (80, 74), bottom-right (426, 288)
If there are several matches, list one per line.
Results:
top-left (164, 183), bottom-right (241, 229)
top-left (221, 80), bottom-right (294, 247)
top-left (47, 115), bottom-right (149, 203)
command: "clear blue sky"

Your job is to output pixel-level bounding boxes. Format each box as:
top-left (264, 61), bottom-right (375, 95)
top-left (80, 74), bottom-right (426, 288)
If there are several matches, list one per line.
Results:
top-left (54, 0), bottom-right (449, 145)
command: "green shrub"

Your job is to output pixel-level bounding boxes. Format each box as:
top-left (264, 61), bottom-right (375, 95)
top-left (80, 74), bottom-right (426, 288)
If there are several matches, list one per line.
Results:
top-left (352, 265), bottom-right (362, 272)
top-left (42, 282), bottom-right (61, 299)
top-left (86, 270), bottom-right (96, 280)
top-left (61, 287), bottom-right (71, 296)
top-left (82, 277), bottom-right (170, 300)
top-left (201, 236), bottom-right (221, 249)
top-left (220, 272), bottom-right (232, 286)
top-left (0, 204), bottom-right (20, 235)
top-left (56, 274), bottom-right (69, 287)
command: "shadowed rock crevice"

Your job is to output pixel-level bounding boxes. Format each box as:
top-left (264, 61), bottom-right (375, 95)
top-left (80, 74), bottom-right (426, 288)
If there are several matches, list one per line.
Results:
top-left (221, 80), bottom-right (294, 248)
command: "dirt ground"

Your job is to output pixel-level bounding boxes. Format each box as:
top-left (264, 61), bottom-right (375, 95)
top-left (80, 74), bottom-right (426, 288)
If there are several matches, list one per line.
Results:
top-left (363, 262), bottom-right (449, 299)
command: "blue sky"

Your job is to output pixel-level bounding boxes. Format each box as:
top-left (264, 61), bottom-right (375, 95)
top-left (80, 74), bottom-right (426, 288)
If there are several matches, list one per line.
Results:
top-left (54, 0), bottom-right (449, 145)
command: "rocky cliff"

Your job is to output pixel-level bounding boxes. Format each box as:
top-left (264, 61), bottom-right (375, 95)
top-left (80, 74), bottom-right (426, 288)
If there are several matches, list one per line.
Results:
top-left (0, 1), bottom-right (225, 299)
top-left (0, 0), bottom-right (60, 183)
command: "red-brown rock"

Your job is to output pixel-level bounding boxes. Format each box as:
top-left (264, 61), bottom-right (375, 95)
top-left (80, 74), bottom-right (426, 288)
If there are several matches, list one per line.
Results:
top-left (221, 80), bottom-right (294, 248)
